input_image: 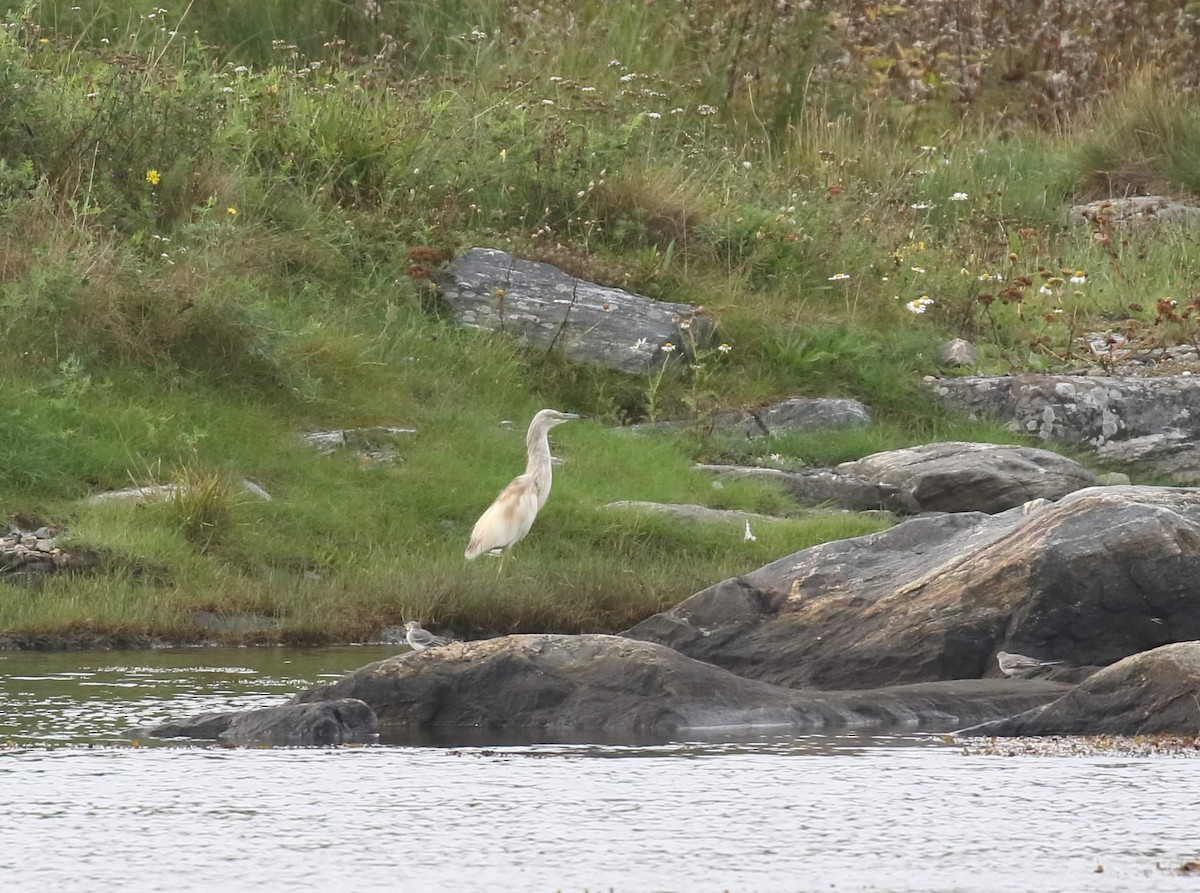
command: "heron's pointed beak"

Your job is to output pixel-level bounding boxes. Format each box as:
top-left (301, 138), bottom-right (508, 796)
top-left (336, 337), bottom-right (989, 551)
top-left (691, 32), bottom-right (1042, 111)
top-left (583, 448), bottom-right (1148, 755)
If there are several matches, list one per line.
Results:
top-left (563, 412), bottom-right (583, 420)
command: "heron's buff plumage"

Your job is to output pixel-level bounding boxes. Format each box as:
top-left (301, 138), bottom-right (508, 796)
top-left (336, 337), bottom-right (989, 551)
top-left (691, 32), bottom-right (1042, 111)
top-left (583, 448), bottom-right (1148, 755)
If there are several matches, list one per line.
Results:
top-left (465, 410), bottom-right (577, 559)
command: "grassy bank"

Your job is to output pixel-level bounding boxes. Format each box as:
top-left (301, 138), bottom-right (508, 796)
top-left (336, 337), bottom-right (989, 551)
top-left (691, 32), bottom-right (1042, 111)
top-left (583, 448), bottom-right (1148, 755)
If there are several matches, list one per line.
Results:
top-left (2, 1), bottom-right (1199, 645)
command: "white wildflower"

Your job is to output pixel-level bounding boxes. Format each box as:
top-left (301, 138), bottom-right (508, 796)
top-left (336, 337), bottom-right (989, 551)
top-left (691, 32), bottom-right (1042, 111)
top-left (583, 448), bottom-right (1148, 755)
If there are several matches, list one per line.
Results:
top-left (950, 192), bottom-right (969, 201)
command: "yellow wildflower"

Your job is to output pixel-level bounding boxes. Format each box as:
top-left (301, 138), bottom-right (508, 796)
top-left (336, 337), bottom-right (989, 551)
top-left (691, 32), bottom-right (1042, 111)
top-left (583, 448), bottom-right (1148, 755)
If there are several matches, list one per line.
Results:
top-left (145, 169), bottom-right (160, 186)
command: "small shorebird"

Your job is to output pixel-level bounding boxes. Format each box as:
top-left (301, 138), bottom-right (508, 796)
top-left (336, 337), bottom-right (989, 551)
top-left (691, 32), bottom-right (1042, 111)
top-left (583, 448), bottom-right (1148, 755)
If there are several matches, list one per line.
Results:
top-left (996, 650), bottom-right (1063, 677)
top-left (405, 621), bottom-right (451, 652)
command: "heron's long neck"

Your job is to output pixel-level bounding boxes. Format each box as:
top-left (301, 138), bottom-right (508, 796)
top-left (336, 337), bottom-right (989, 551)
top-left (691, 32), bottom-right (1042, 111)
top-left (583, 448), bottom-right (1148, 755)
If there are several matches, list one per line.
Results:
top-left (525, 422), bottom-right (554, 506)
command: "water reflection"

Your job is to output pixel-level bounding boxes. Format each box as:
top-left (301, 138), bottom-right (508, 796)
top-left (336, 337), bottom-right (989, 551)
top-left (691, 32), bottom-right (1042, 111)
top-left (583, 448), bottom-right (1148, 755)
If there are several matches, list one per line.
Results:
top-left (0, 646), bottom-right (392, 746)
top-left (1, 648), bottom-right (1198, 892)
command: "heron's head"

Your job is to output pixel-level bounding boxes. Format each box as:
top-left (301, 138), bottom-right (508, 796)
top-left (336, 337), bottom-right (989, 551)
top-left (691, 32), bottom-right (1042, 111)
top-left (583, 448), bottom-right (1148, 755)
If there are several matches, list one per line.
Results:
top-left (404, 621), bottom-right (420, 632)
top-left (532, 408), bottom-right (582, 429)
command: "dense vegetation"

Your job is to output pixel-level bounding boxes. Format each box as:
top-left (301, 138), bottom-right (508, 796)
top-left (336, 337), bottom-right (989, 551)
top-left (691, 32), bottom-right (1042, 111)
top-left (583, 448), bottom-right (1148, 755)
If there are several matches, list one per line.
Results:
top-left (3, 0), bottom-right (1200, 644)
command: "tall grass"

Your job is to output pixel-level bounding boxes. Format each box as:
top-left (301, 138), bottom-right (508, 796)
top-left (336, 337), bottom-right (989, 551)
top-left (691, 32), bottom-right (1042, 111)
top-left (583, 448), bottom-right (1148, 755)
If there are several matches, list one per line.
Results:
top-left (2, 0), bottom-right (1199, 642)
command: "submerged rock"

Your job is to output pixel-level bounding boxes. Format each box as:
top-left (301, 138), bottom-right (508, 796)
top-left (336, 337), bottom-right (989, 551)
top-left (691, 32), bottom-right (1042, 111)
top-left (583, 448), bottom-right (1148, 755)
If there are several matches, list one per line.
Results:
top-left (290, 634), bottom-right (1061, 736)
top-left (625, 486), bottom-right (1200, 690)
top-left (137, 699), bottom-right (378, 746)
top-left (961, 642), bottom-right (1200, 737)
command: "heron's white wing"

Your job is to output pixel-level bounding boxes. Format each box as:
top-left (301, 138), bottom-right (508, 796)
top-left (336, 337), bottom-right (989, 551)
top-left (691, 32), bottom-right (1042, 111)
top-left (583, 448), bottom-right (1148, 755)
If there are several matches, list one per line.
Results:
top-left (465, 474), bottom-right (541, 558)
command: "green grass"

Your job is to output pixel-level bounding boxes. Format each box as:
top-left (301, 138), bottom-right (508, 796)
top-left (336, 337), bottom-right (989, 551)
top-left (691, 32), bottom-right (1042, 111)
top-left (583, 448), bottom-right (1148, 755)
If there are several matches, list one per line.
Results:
top-left (2, 1), bottom-right (1198, 644)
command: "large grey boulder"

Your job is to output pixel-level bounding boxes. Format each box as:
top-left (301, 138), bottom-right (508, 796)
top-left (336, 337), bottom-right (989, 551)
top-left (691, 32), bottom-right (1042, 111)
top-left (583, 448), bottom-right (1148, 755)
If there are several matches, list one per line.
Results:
top-left (136, 699), bottom-right (378, 746)
top-left (624, 486), bottom-right (1200, 690)
top-left (961, 642), bottom-right (1200, 736)
top-left (836, 441), bottom-right (1097, 514)
top-left (291, 634), bottom-right (1061, 736)
top-left (435, 247), bottom-right (709, 374)
top-left (932, 373), bottom-right (1200, 481)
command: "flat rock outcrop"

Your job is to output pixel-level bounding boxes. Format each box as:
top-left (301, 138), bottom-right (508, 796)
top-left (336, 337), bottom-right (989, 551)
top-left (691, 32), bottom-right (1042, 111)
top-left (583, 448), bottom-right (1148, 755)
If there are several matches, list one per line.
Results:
top-left (699, 440), bottom-right (1094, 515)
top-left (932, 373), bottom-right (1200, 481)
top-left (624, 486), bottom-right (1200, 690)
top-left (835, 441), bottom-right (1097, 514)
top-left (136, 699), bottom-right (378, 746)
top-left (961, 642), bottom-right (1200, 736)
top-left (604, 501), bottom-right (785, 526)
top-left (698, 465), bottom-right (906, 513)
top-left (289, 634), bottom-right (1061, 736)
top-left (436, 247), bottom-right (709, 374)
top-left (1070, 196), bottom-right (1200, 228)
top-left (708, 397), bottom-right (871, 439)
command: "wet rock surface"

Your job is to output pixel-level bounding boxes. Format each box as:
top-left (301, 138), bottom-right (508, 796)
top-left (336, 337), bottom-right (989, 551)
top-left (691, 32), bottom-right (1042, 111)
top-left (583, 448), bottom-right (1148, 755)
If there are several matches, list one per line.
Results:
top-left (136, 699), bottom-right (379, 746)
top-left (961, 642), bottom-right (1200, 737)
top-left (287, 634), bottom-right (1062, 736)
top-left (624, 486), bottom-right (1200, 691)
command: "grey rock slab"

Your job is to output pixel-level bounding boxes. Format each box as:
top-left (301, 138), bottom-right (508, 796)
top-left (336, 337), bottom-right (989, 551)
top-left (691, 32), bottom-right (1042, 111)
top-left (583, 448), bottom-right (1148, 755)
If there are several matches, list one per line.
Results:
top-left (624, 486), bottom-right (1200, 690)
top-left (604, 501), bottom-right (785, 525)
top-left (697, 464), bottom-right (904, 513)
top-left (708, 397), bottom-right (871, 439)
top-left (836, 441), bottom-right (1098, 514)
top-left (435, 247), bottom-right (709, 374)
top-left (86, 480), bottom-right (271, 504)
top-left (961, 642), bottom-right (1200, 736)
top-left (290, 634), bottom-right (1062, 735)
top-left (932, 372), bottom-right (1200, 481)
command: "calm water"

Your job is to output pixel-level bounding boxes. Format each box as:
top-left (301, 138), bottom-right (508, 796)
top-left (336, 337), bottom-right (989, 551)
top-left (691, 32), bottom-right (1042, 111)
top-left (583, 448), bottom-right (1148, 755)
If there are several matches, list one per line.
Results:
top-left (1, 647), bottom-right (1197, 893)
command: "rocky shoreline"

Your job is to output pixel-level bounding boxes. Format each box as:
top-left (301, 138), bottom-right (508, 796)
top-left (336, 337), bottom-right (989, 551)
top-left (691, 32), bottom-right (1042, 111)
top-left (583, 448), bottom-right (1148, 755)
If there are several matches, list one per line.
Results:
top-left (134, 482), bottom-right (1200, 747)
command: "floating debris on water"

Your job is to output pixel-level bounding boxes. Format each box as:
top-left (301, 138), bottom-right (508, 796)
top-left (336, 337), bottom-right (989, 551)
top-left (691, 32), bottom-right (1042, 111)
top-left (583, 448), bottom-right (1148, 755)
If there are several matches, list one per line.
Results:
top-left (954, 734), bottom-right (1200, 758)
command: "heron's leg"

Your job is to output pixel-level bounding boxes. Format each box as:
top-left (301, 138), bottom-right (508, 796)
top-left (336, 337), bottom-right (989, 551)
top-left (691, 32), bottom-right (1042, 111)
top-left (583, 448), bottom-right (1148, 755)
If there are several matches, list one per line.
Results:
top-left (497, 547), bottom-right (512, 576)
